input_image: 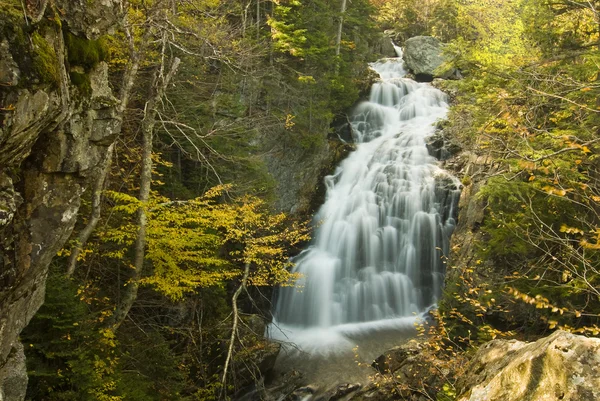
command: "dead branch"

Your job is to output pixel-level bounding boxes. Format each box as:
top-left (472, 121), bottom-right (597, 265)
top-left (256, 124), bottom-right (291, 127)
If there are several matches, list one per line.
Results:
top-left (220, 262), bottom-right (250, 399)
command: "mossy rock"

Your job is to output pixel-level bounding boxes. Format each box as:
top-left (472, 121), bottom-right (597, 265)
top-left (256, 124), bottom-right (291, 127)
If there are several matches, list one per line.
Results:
top-left (0, 0), bottom-right (24, 19)
top-left (68, 70), bottom-right (91, 94)
top-left (65, 32), bottom-right (108, 69)
top-left (31, 31), bottom-right (60, 86)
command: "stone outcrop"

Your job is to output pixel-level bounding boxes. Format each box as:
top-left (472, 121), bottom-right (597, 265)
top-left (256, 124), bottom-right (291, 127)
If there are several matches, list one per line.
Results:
top-left (372, 32), bottom-right (398, 58)
top-left (403, 36), bottom-right (458, 81)
top-left (456, 330), bottom-right (600, 401)
top-left (261, 136), bottom-right (355, 216)
top-left (0, 3), bottom-right (120, 399)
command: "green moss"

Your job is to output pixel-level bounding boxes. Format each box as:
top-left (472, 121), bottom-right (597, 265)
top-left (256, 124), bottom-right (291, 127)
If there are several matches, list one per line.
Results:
top-left (31, 31), bottom-right (60, 86)
top-left (0, 0), bottom-right (25, 20)
top-left (69, 71), bottom-right (92, 95)
top-left (65, 32), bottom-right (109, 69)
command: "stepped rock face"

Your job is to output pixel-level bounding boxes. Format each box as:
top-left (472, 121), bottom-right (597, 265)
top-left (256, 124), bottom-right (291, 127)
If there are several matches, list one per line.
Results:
top-left (0, 3), bottom-right (120, 399)
top-left (457, 330), bottom-right (600, 401)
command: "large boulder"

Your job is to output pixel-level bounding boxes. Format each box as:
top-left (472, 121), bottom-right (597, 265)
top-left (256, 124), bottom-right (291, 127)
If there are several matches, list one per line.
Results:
top-left (403, 36), bottom-right (457, 81)
top-left (456, 330), bottom-right (600, 401)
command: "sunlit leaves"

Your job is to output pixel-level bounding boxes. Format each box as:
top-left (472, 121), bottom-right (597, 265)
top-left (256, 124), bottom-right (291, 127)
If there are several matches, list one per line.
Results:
top-left (101, 184), bottom-right (309, 300)
top-left (448, 0), bottom-right (539, 71)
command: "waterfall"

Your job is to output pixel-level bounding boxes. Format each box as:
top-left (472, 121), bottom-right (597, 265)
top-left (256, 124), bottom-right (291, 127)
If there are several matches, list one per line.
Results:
top-left (270, 48), bottom-right (461, 351)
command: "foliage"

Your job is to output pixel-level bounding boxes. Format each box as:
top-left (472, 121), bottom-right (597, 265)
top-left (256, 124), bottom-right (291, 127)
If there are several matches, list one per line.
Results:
top-left (266, 0), bottom-right (378, 147)
top-left (23, 0), bottom-right (376, 397)
top-left (22, 272), bottom-right (120, 401)
top-left (374, 0), bottom-right (458, 42)
top-left (100, 184), bottom-right (309, 300)
top-left (438, 0), bottom-right (600, 339)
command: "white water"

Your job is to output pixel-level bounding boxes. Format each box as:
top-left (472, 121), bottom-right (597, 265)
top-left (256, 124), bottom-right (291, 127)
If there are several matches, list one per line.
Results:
top-left (269, 48), bottom-right (461, 353)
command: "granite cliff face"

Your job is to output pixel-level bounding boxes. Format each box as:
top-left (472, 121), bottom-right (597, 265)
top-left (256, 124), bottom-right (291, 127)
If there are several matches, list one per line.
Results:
top-left (0, 2), bottom-right (120, 399)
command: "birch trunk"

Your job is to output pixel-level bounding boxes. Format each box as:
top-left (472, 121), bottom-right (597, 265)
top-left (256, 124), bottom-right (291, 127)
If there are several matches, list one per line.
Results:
top-left (110, 56), bottom-right (181, 329)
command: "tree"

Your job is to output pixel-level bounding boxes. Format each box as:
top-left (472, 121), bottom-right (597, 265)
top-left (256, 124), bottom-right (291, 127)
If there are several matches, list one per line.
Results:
top-left (438, 0), bottom-right (600, 338)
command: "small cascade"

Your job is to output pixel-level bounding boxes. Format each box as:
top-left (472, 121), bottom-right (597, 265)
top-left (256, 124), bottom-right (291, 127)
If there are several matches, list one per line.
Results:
top-left (270, 48), bottom-right (461, 351)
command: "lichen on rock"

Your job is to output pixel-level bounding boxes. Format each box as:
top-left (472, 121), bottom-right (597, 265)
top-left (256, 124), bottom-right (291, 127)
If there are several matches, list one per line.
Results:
top-left (403, 36), bottom-right (459, 81)
top-left (456, 330), bottom-right (600, 401)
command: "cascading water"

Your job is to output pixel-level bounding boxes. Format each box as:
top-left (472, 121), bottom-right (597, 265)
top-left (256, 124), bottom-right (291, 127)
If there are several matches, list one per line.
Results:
top-left (270, 47), bottom-right (461, 351)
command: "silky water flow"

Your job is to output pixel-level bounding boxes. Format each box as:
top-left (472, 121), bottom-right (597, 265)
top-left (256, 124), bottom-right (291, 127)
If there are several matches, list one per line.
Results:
top-left (269, 48), bottom-right (461, 363)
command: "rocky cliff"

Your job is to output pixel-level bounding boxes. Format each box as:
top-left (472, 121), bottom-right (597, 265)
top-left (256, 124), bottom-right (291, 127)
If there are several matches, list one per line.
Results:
top-left (0, 2), bottom-right (120, 399)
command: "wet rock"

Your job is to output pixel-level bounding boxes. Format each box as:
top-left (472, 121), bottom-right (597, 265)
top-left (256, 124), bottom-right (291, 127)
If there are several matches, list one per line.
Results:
top-left (456, 330), bottom-right (600, 401)
top-left (262, 134), bottom-right (355, 217)
top-left (233, 341), bottom-right (281, 392)
top-left (330, 383), bottom-right (361, 400)
top-left (368, 340), bottom-right (450, 401)
top-left (258, 369), bottom-right (305, 401)
top-left (258, 342), bottom-right (282, 375)
top-left (372, 340), bottom-right (423, 374)
top-left (372, 33), bottom-right (397, 58)
top-left (426, 131), bottom-right (461, 161)
top-left (288, 385), bottom-right (317, 400)
top-left (351, 382), bottom-right (400, 401)
top-left (231, 315), bottom-right (282, 394)
top-left (331, 114), bottom-right (355, 143)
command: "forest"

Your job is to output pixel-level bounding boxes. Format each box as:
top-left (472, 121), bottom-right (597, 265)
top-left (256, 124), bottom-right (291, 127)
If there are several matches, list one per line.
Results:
top-left (0, 0), bottom-right (599, 400)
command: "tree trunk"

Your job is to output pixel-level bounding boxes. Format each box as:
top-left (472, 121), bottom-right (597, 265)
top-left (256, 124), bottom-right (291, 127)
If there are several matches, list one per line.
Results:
top-left (335, 0), bottom-right (347, 57)
top-left (256, 0), bottom-right (260, 41)
top-left (66, 144), bottom-right (114, 276)
top-left (65, 22), bottom-right (149, 277)
top-left (221, 263), bottom-right (250, 398)
top-left (110, 56), bottom-right (181, 330)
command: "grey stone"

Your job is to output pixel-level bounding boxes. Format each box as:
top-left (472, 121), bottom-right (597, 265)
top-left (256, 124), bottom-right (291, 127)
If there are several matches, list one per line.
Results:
top-left (372, 34), bottom-right (397, 58)
top-left (403, 36), bottom-right (457, 81)
top-left (372, 340), bottom-right (423, 374)
top-left (456, 331), bottom-right (600, 401)
top-left (0, 173), bottom-right (16, 228)
top-left (426, 130), bottom-right (461, 161)
top-left (330, 383), bottom-right (361, 400)
top-left (288, 385), bottom-right (317, 401)
top-left (0, 343), bottom-right (28, 401)
top-left (1, 89), bottom-right (60, 166)
top-left (0, 39), bottom-right (19, 87)
top-left (55, 0), bottom-right (122, 39)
